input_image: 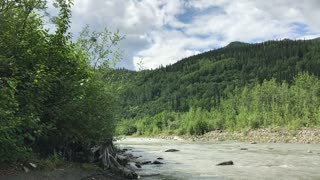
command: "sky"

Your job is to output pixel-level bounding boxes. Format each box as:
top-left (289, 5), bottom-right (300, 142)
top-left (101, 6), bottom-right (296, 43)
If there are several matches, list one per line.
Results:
top-left (47, 0), bottom-right (320, 70)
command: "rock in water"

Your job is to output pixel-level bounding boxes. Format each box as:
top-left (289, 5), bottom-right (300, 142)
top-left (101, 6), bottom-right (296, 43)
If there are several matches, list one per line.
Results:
top-left (217, 161), bottom-right (234, 166)
top-left (135, 163), bottom-right (142, 168)
top-left (141, 161), bottom-right (152, 165)
top-left (152, 160), bottom-right (163, 164)
top-left (157, 157), bottom-right (164, 160)
top-left (240, 148), bottom-right (248, 150)
top-left (165, 149), bottom-right (180, 152)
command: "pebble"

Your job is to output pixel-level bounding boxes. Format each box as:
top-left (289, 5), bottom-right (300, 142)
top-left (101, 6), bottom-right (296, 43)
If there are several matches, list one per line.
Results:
top-left (159, 129), bottom-right (320, 144)
top-left (23, 166), bottom-right (30, 173)
top-left (29, 163), bottom-right (37, 168)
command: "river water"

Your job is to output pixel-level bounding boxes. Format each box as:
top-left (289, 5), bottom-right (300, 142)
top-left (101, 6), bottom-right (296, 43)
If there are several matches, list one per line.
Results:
top-left (117, 137), bottom-right (320, 180)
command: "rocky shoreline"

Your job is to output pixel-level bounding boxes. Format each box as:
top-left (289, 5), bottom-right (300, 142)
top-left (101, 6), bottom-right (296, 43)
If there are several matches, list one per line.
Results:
top-left (158, 128), bottom-right (320, 144)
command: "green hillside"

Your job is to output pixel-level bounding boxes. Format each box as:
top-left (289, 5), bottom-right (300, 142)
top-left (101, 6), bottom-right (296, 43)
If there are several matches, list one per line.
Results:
top-left (113, 39), bottom-right (320, 135)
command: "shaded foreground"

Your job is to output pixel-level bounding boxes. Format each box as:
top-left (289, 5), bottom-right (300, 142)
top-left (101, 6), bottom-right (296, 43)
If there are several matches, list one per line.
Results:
top-left (0, 168), bottom-right (128, 180)
top-left (117, 137), bottom-right (320, 180)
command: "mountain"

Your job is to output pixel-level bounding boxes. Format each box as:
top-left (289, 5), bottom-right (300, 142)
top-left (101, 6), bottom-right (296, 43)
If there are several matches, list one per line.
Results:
top-left (312, 37), bottom-right (320, 42)
top-left (225, 41), bottom-right (249, 48)
top-left (112, 39), bottom-right (320, 120)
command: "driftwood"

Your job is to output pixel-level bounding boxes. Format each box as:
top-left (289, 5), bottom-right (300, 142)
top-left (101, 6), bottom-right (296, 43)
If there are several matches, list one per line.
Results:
top-left (92, 139), bottom-right (137, 179)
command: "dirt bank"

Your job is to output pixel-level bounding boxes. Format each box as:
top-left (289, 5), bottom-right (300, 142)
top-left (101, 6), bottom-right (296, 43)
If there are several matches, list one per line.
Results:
top-left (0, 167), bottom-right (129, 180)
top-left (0, 164), bottom-right (131, 180)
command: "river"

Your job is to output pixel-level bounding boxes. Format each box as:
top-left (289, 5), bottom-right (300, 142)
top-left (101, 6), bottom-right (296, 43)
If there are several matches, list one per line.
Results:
top-left (117, 137), bottom-right (320, 180)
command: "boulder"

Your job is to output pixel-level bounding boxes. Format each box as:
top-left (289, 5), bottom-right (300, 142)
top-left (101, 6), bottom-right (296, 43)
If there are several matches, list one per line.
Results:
top-left (157, 157), bottom-right (164, 160)
top-left (240, 148), bottom-right (248, 150)
top-left (116, 155), bottom-right (128, 166)
top-left (165, 149), bottom-right (180, 152)
top-left (217, 161), bottom-right (234, 166)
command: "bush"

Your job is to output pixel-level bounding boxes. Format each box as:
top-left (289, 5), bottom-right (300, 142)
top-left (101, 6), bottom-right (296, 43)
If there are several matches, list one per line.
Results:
top-left (116, 120), bottom-right (137, 135)
top-left (0, 79), bottom-right (31, 161)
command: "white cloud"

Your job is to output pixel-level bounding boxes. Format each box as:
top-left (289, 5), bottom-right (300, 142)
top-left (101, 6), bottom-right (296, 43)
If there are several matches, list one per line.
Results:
top-left (133, 29), bottom-right (204, 69)
top-left (46, 0), bottom-right (320, 70)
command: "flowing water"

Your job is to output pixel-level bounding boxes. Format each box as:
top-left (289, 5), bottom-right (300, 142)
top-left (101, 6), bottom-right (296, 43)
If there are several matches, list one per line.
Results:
top-left (117, 137), bottom-right (320, 180)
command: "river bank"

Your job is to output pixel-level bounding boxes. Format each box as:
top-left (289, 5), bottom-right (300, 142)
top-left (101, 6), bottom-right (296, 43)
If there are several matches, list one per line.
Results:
top-left (0, 162), bottom-right (130, 180)
top-left (157, 128), bottom-right (320, 144)
top-left (0, 168), bottom-right (128, 180)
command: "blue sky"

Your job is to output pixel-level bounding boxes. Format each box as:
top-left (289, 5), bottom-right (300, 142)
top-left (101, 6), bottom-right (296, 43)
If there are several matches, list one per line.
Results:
top-left (47, 0), bottom-right (320, 70)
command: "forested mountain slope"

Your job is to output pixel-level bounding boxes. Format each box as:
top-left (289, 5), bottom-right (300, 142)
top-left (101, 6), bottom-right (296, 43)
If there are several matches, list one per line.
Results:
top-left (113, 39), bottom-right (320, 121)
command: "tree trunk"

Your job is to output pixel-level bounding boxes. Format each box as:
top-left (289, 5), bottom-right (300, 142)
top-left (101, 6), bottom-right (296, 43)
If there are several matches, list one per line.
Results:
top-left (92, 139), bottom-right (137, 179)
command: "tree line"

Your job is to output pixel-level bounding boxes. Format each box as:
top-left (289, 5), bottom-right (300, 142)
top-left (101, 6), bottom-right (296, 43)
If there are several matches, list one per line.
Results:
top-left (117, 73), bottom-right (320, 135)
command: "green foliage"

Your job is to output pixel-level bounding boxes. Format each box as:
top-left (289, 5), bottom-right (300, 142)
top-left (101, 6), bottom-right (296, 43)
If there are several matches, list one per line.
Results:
top-left (76, 25), bottom-right (124, 70)
top-left (120, 73), bottom-right (320, 136)
top-left (0, 0), bottom-right (121, 162)
top-left (56, 76), bottom-right (116, 143)
top-left (0, 73), bottom-right (30, 161)
top-left (116, 120), bottom-right (137, 136)
top-left (35, 151), bottom-right (70, 170)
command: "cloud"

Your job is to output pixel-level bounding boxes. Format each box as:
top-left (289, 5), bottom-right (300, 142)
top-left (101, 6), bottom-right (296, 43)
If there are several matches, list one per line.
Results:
top-left (133, 29), bottom-right (204, 69)
top-left (46, 0), bottom-right (320, 70)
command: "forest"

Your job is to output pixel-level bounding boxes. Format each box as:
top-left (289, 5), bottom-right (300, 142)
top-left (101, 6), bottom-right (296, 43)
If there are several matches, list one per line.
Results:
top-left (115, 39), bottom-right (320, 136)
